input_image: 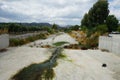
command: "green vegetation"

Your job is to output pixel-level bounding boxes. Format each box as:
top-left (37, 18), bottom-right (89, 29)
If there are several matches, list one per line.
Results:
top-left (81, 0), bottom-right (119, 33)
top-left (71, 0), bottom-right (119, 49)
top-left (95, 24), bottom-right (108, 35)
top-left (53, 41), bottom-right (69, 46)
top-left (42, 26), bottom-right (54, 34)
top-left (0, 23), bottom-right (56, 34)
top-left (81, 0), bottom-right (109, 28)
top-left (10, 33), bottom-right (48, 46)
top-left (106, 15), bottom-right (119, 32)
top-left (118, 26), bottom-right (120, 32)
top-left (11, 47), bottom-right (63, 80)
top-left (58, 53), bottom-right (67, 59)
top-left (11, 61), bottom-right (55, 80)
top-left (63, 25), bottom-right (80, 33)
top-left (52, 24), bottom-right (58, 30)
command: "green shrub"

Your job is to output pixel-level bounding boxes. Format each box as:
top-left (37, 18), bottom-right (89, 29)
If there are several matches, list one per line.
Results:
top-left (95, 24), bottom-right (108, 34)
top-left (10, 39), bottom-right (26, 46)
top-left (11, 63), bottom-right (55, 80)
top-left (58, 53), bottom-right (67, 59)
top-left (10, 33), bottom-right (48, 47)
top-left (118, 26), bottom-right (120, 32)
top-left (37, 34), bottom-right (47, 39)
top-left (26, 37), bottom-right (32, 42)
top-left (53, 41), bottom-right (69, 46)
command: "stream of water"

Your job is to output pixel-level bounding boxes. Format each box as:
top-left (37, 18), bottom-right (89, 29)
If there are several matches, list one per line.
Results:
top-left (11, 47), bottom-right (63, 80)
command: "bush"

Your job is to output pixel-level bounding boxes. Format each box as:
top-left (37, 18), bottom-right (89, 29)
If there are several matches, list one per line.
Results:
top-left (80, 26), bottom-right (88, 32)
top-left (118, 26), bottom-right (120, 32)
top-left (37, 34), bottom-right (47, 39)
top-left (78, 31), bottom-right (100, 49)
top-left (53, 41), bottom-right (69, 46)
top-left (0, 28), bottom-right (8, 35)
top-left (26, 36), bottom-right (34, 42)
top-left (95, 24), bottom-right (108, 34)
top-left (42, 26), bottom-right (54, 34)
top-left (10, 39), bottom-right (22, 46)
top-left (10, 33), bottom-right (48, 46)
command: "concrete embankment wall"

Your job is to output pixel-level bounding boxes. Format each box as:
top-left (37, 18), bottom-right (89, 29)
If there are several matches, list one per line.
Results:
top-left (99, 36), bottom-right (120, 56)
top-left (0, 34), bottom-right (9, 50)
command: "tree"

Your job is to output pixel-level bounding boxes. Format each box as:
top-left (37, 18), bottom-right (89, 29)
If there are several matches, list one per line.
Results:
top-left (81, 0), bottom-right (109, 28)
top-left (8, 23), bottom-right (17, 33)
top-left (70, 25), bottom-right (80, 31)
top-left (118, 26), bottom-right (120, 32)
top-left (42, 26), bottom-right (54, 34)
top-left (95, 24), bottom-right (108, 34)
top-left (52, 24), bottom-right (58, 30)
top-left (81, 13), bottom-right (89, 28)
top-left (106, 15), bottom-right (119, 32)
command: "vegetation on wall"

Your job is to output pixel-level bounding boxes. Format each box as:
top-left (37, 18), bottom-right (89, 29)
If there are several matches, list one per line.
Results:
top-left (10, 33), bottom-right (48, 46)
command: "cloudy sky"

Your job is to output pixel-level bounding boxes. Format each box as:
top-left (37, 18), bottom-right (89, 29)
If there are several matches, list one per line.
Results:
top-left (0, 0), bottom-right (120, 25)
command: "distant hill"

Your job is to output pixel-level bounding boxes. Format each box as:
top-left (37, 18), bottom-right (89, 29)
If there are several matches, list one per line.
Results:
top-left (21, 22), bottom-right (52, 27)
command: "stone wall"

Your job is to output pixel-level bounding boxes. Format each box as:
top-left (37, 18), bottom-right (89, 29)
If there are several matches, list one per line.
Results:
top-left (99, 36), bottom-right (120, 56)
top-left (0, 34), bottom-right (9, 50)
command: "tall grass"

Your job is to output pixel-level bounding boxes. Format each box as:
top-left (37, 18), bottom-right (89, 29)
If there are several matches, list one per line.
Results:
top-left (10, 33), bottom-right (48, 46)
top-left (0, 28), bottom-right (8, 35)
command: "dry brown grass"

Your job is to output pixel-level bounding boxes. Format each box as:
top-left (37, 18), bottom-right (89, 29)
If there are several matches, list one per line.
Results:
top-left (0, 29), bottom-right (8, 35)
top-left (69, 31), bottom-right (100, 49)
top-left (69, 31), bottom-right (87, 44)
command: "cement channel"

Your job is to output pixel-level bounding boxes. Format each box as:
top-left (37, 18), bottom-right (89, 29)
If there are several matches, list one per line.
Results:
top-left (10, 47), bottom-right (63, 80)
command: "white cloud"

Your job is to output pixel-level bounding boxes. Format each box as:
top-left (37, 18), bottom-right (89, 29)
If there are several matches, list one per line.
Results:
top-left (0, 0), bottom-right (119, 25)
top-left (109, 0), bottom-right (120, 20)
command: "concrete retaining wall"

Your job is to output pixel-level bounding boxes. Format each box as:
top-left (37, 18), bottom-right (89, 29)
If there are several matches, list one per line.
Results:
top-left (0, 34), bottom-right (9, 50)
top-left (99, 36), bottom-right (120, 56)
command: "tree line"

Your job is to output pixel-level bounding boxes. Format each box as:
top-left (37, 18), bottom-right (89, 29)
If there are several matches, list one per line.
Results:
top-left (0, 23), bottom-right (59, 34)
